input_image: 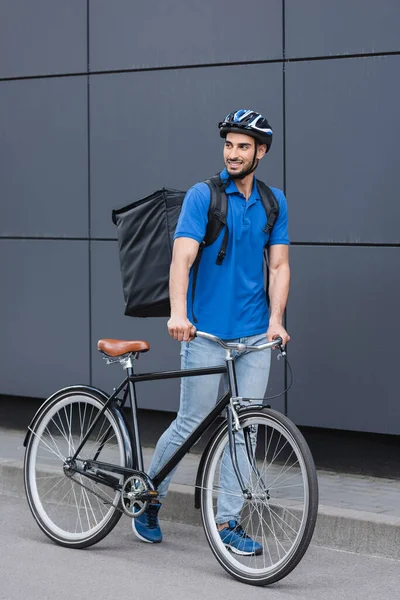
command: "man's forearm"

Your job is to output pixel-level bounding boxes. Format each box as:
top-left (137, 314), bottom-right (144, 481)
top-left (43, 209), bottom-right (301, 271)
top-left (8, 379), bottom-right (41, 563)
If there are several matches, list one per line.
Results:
top-left (268, 264), bottom-right (290, 324)
top-left (169, 258), bottom-right (190, 318)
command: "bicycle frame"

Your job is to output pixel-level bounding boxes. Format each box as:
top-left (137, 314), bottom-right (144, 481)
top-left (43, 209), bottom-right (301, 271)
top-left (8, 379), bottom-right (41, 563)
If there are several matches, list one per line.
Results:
top-left (69, 353), bottom-right (257, 496)
top-left (23, 329), bottom-right (319, 586)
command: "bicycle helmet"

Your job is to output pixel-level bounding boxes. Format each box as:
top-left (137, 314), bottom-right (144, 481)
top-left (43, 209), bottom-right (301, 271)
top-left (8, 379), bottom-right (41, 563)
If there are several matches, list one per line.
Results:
top-left (219, 109), bottom-right (273, 152)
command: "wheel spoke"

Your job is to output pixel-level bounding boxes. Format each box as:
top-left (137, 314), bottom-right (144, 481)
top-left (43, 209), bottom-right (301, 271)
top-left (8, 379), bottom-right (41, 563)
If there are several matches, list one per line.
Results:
top-left (25, 391), bottom-right (126, 546)
top-left (201, 409), bottom-right (318, 585)
top-left (31, 429), bottom-right (65, 462)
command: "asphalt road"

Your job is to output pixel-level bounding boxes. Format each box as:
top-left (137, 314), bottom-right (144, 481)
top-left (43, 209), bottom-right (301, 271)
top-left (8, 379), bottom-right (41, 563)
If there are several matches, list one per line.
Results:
top-left (1, 495), bottom-right (399, 600)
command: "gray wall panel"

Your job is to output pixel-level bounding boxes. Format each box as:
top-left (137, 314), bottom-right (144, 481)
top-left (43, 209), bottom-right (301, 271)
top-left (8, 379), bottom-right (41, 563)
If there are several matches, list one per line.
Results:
top-left (89, 0), bottom-right (282, 71)
top-left (286, 0), bottom-right (400, 58)
top-left (90, 64), bottom-right (283, 238)
top-left (90, 242), bottom-right (285, 413)
top-left (286, 246), bottom-right (400, 434)
top-left (286, 56), bottom-right (400, 244)
top-left (0, 240), bottom-right (90, 399)
top-left (90, 240), bottom-right (181, 412)
top-left (0, 0), bottom-right (86, 78)
top-left (0, 78), bottom-right (88, 237)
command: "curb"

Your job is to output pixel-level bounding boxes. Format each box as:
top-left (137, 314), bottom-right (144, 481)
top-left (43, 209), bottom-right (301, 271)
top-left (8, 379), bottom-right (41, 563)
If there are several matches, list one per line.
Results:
top-left (2, 459), bottom-right (399, 560)
top-left (162, 488), bottom-right (400, 561)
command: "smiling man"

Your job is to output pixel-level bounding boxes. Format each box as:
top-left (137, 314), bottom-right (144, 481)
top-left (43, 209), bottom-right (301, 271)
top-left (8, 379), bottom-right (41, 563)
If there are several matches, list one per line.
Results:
top-left (132, 109), bottom-right (290, 555)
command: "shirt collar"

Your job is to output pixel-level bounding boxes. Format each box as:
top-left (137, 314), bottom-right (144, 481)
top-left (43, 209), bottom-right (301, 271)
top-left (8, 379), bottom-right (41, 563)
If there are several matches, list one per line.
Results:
top-left (219, 168), bottom-right (260, 202)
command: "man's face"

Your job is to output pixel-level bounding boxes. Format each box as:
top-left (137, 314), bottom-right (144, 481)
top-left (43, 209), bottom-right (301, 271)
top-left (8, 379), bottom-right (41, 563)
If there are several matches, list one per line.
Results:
top-left (223, 132), bottom-right (266, 178)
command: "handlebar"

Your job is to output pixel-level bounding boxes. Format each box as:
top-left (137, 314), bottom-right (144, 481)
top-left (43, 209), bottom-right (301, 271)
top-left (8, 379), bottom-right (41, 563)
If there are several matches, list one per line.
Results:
top-left (195, 331), bottom-right (284, 353)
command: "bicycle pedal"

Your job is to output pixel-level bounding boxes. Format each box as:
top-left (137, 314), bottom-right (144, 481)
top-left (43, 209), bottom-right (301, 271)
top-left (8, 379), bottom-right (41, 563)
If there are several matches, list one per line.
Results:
top-left (136, 490), bottom-right (159, 501)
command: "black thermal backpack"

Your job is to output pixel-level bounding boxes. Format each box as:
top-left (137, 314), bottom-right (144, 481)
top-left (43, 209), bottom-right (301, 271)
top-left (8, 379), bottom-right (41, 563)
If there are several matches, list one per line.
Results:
top-left (112, 175), bottom-right (279, 319)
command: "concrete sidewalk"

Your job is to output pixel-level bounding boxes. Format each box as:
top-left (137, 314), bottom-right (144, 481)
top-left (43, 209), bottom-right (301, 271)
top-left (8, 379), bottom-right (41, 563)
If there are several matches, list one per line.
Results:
top-left (1, 426), bottom-right (399, 560)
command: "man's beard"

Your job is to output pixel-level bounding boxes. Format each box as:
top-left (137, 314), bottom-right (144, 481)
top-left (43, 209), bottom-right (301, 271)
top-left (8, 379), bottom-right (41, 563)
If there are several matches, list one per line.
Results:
top-left (225, 160), bottom-right (251, 179)
top-left (225, 144), bottom-right (259, 180)
top-left (225, 158), bottom-right (258, 180)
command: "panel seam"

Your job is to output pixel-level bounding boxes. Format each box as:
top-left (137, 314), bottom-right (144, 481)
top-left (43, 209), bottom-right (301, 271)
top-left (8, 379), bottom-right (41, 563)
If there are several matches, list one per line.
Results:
top-left (87, 0), bottom-right (92, 386)
top-left (1, 237), bottom-right (398, 248)
top-left (282, 0), bottom-right (288, 416)
top-left (1, 50), bottom-right (399, 83)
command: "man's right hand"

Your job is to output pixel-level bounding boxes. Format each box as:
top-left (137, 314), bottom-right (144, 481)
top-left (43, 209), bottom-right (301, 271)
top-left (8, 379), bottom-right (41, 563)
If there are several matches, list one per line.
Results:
top-left (167, 316), bottom-right (196, 342)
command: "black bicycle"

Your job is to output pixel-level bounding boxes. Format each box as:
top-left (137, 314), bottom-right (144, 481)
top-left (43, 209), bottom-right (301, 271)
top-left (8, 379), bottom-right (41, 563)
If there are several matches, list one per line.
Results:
top-left (23, 331), bottom-right (318, 586)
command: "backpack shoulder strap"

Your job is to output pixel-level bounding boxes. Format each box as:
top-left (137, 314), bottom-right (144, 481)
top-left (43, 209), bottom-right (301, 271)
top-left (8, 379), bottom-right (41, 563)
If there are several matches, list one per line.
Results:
top-left (204, 175), bottom-right (229, 264)
top-left (203, 175), bottom-right (228, 245)
top-left (190, 176), bottom-right (229, 322)
top-left (256, 179), bottom-right (280, 236)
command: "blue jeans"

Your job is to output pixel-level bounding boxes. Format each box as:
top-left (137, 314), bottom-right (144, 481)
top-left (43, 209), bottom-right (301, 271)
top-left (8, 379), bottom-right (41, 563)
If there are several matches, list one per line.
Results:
top-left (148, 333), bottom-right (271, 523)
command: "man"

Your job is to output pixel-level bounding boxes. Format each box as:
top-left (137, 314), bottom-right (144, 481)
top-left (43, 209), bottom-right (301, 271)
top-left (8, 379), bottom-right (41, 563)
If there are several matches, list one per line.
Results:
top-left (132, 109), bottom-right (290, 554)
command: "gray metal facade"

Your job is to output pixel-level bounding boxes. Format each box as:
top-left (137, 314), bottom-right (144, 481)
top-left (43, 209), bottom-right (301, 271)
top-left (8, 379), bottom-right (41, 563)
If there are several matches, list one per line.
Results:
top-left (1, 1), bottom-right (399, 433)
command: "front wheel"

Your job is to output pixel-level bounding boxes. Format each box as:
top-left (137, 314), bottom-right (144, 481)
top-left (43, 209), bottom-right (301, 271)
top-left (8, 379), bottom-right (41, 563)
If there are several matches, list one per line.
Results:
top-left (200, 408), bottom-right (318, 586)
top-left (24, 387), bottom-right (127, 548)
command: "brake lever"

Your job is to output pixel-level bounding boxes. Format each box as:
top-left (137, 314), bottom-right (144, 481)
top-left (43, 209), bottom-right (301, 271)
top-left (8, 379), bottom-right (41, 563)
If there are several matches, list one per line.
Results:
top-left (277, 344), bottom-right (286, 360)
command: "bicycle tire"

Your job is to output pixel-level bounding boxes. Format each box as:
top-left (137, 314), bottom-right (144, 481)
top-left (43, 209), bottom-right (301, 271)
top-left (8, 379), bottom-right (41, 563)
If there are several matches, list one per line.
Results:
top-left (200, 407), bottom-right (318, 586)
top-left (24, 386), bottom-right (127, 548)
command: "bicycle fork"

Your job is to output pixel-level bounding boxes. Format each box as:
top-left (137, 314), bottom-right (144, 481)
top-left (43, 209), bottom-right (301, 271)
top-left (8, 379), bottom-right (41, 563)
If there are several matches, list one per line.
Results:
top-left (225, 352), bottom-right (269, 501)
top-left (225, 352), bottom-right (250, 496)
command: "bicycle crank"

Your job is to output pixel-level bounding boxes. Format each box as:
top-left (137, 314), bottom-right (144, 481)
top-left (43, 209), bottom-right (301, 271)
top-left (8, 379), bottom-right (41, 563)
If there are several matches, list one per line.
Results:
top-left (121, 474), bottom-right (158, 518)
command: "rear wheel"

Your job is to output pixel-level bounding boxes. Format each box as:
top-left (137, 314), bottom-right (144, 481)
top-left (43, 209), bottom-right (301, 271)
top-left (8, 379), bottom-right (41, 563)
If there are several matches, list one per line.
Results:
top-left (200, 408), bottom-right (318, 586)
top-left (24, 388), bottom-right (127, 548)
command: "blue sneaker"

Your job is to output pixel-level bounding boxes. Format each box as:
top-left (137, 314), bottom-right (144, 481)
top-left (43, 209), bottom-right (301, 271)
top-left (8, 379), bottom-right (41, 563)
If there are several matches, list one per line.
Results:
top-left (219, 520), bottom-right (263, 556)
top-left (132, 502), bottom-right (162, 543)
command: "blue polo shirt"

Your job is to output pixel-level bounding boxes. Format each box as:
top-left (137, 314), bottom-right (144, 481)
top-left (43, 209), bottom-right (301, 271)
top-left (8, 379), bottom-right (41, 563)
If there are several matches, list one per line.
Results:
top-left (174, 169), bottom-right (289, 339)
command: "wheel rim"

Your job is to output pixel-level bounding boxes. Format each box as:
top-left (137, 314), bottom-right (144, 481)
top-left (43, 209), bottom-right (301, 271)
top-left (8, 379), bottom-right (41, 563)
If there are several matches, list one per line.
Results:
top-left (202, 414), bottom-right (311, 578)
top-left (26, 393), bottom-right (125, 541)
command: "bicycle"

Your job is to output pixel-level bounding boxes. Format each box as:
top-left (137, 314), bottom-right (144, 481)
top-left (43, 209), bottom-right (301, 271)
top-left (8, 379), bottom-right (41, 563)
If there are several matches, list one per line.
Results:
top-left (23, 331), bottom-right (318, 586)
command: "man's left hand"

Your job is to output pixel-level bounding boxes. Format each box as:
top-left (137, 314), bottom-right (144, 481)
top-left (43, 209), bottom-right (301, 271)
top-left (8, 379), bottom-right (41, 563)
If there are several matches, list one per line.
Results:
top-left (266, 322), bottom-right (290, 347)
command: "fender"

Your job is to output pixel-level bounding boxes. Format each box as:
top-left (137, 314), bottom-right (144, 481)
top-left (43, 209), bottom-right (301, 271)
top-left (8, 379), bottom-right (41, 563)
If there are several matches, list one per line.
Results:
top-left (194, 404), bottom-right (265, 509)
top-left (23, 385), bottom-right (135, 470)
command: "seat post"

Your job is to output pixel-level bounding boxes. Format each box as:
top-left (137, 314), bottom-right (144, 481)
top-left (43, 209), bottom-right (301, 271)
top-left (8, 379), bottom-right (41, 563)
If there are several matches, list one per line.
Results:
top-left (126, 363), bottom-right (144, 473)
